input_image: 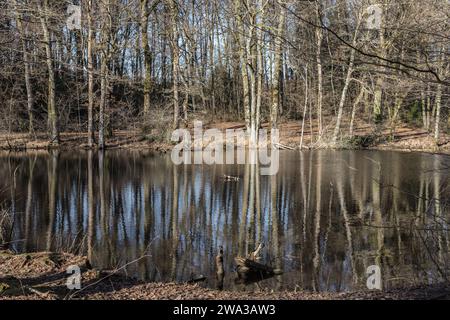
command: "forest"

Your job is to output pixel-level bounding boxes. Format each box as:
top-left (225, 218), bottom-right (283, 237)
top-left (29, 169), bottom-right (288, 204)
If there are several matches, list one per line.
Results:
top-left (0, 0), bottom-right (448, 150)
top-left (1, 0), bottom-right (450, 302)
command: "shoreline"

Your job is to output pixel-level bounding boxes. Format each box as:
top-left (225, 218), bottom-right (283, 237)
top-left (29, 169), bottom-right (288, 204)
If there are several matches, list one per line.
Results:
top-left (0, 121), bottom-right (449, 155)
top-left (1, 251), bottom-right (449, 300)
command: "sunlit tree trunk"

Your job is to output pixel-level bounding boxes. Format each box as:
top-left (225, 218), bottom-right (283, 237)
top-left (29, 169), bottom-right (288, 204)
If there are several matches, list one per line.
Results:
top-left (332, 15), bottom-right (361, 143)
top-left (373, 3), bottom-right (387, 125)
top-left (168, 0), bottom-right (179, 129)
top-left (13, 0), bottom-right (34, 135)
top-left (349, 83), bottom-right (365, 136)
top-left (300, 66), bottom-right (308, 149)
top-left (234, 0), bottom-right (250, 132)
top-left (271, 3), bottom-right (285, 131)
top-left (37, 0), bottom-right (59, 145)
top-left (332, 48), bottom-right (355, 143)
top-left (434, 83), bottom-right (442, 141)
top-left (141, 0), bottom-right (152, 123)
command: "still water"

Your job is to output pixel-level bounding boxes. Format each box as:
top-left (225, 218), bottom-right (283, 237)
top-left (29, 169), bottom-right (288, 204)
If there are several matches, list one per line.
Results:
top-left (1, 150), bottom-right (449, 291)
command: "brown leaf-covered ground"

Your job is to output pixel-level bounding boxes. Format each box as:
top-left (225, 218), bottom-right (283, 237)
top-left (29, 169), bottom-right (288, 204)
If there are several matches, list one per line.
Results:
top-left (1, 251), bottom-right (449, 300)
top-left (1, 119), bottom-right (449, 154)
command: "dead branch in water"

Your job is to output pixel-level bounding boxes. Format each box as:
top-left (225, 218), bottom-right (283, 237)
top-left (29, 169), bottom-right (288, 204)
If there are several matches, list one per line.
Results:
top-left (234, 243), bottom-right (283, 285)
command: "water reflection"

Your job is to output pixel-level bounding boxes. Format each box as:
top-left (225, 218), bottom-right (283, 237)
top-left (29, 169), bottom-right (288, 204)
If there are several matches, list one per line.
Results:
top-left (0, 150), bottom-right (449, 291)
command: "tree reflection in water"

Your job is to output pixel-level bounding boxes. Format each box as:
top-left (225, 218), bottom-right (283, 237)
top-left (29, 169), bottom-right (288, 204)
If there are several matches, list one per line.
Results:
top-left (1, 150), bottom-right (449, 291)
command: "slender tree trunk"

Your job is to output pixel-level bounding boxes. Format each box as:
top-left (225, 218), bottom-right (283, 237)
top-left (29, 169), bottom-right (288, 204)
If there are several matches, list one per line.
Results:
top-left (271, 4), bottom-right (285, 131)
top-left (209, 9), bottom-right (216, 114)
top-left (38, 0), bottom-right (59, 145)
top-left (141, 0), bottom-right (152, 122)
top-left (99, 0), bottom-right (113, 150)
top-left (421, 86), bottom-right (427, 130)
top-left (349, 83), bottom-right (364, 136)
top-left (333, 16), bottom-right (361, 143)
top-left (373, 6), bottom-right (386, 125)
top-left (99, 57), bottom-right (108, 149)
top-left (234, 0), bottom-right (250, 132)
top-left (87, 0), bottom-right (95, 147)
top-left (426, 83), bottom-right (431, 130)
top-left (332, 48), bottom-right (355, 143)
top-left (13, 0), bottom-right (34, 135)
top-left (256, 0), bottom-right (266, 133)
top-left (248, 26), bottom-right (257, 145)
top-left (300, 66), bottom-right (308, 149)
top-left (169, 0), bottom-right (179, 129)
top-left (315, 4), bottom-right (323, 138)
top-left (434, 46), bottom-right (446, 142)
top-left (434, 83), bottom-right (442, 141)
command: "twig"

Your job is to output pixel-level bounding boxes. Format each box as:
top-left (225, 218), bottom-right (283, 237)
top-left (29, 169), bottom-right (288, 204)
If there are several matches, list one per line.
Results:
top-left (67, 254), bottom-right (152, 299)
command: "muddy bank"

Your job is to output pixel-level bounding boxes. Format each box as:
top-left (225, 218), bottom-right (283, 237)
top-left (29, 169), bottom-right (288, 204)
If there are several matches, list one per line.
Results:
top-left (1, 251), bottom-right (449, 300)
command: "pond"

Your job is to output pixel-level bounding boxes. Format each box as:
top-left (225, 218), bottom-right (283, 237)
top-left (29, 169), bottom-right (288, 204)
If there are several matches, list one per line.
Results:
top-left (1, 150), bottom-right (449, 292)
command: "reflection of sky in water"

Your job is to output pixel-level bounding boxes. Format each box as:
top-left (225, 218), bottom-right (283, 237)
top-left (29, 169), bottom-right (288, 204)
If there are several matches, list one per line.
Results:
top-left (0, 150), bottom-right (449, 292)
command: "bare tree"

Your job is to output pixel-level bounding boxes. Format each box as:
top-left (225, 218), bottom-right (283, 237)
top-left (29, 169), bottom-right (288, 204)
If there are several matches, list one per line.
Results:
top-left (37, 0), bottom-right (58, 145)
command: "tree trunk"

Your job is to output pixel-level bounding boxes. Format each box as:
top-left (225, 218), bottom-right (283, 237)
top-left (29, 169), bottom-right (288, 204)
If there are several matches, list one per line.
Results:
top-left (315, 4), bottom-right (323, 138)
top-left (99, 0), bottom-right (113, 150)
top-left (87, 0), bottom-right (95, 147)
top-left (13, 0), bottom-right (34, 135)
top-left (37, 0), bottom-right (58, 145)
top-left (271, 4), bottom-right (285, 131)
top-left (434, 83), bottom-right (442, 141)
top-left (234, 0), bottom-right (250, 132)
top-left (373, 6), bottom-right (386, 125)
top-left (169, 0), bottom-right (179, 129)
top-left (332, 16), bottom-right (361, 143)
top-left (349, 83), bottom-right (364, 136)
top-left (141, 0), bottom-right (152, 123)
top-left (300, 66), bottom-right (308, 149)
top-left (99, 58), bottom-right (108, 149)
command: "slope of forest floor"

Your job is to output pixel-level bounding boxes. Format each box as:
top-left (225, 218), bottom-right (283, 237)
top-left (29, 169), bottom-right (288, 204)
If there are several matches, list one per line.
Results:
top-left (0, 119), bottom-right (449, 154)
top-left (1, 250), bottom-right (450, 300)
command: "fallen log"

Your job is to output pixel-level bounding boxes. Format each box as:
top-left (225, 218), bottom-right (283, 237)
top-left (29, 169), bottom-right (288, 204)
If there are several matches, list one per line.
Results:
top-left (234, 243), bottom-right (283, 285)
top-left (187, 275), bottom-right (207, 284)
top-left (234, 257), bottom-right (283, 285)
top-left (274, 142), bottom-right (295, 150)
